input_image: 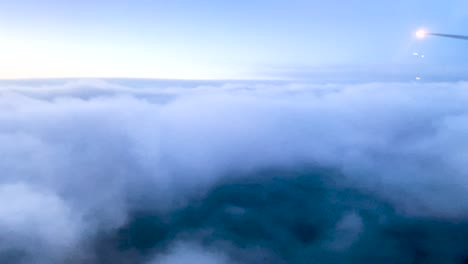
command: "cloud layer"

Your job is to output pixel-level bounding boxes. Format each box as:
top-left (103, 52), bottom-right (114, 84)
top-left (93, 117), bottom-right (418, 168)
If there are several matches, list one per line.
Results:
top-left (2, 79), bottom-right (468, 263)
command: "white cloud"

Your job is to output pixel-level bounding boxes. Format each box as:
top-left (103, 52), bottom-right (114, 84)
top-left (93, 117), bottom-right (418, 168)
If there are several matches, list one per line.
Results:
top-left (1, 79), bottom-right (468, 262)
top-left (149, 243), bottom-right (232, 264)
top-left (0, 183), bottom-right (81, 263)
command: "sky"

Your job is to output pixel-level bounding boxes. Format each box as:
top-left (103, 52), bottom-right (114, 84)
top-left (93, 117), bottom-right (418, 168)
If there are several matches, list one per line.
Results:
top-left (0, 0), bottom-right (467, 80)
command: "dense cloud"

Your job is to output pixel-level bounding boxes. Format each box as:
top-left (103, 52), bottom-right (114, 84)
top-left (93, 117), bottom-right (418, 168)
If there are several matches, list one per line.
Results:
top-left (1, 79), bottom-right (468, 263)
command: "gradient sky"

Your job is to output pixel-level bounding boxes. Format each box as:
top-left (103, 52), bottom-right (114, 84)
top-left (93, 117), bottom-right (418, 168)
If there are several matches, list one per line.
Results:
top-left (1, 0), bottom-right (467, 80)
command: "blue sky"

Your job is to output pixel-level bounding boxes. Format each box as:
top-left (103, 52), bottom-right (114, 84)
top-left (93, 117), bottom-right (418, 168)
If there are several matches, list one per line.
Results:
top-left (1, 0), bottom-right (467, 80)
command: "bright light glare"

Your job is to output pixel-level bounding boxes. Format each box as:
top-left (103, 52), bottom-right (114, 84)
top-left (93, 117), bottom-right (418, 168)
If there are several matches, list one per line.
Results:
top-left (416, 29), bottom-right (427, 38)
